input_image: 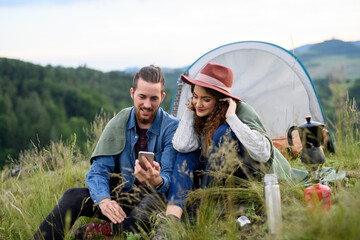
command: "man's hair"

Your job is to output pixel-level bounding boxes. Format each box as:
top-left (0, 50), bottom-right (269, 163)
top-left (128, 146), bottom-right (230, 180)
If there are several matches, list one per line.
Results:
top-left (132, 65), bottom-right (165, 92)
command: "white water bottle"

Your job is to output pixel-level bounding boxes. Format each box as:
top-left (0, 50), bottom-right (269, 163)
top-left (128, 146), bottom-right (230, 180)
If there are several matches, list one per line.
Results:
top-left (264, 174), bottom-right (282, 237)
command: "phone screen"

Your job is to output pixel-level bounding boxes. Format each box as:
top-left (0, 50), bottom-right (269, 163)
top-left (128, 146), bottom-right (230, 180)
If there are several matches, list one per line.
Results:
top-left (138, 151), bottom-right (154, 169)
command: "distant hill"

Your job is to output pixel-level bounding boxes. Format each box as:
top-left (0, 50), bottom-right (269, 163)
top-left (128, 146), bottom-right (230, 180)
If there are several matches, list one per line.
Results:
top-left (293, 44), bottom-right (314, 53)
top-left (123, 67), bottom-right (140, 72)
top-left (163, 67), bottom-right (188, 90)
top-left (294, 39), bottom-right (360, 59)
top-left (350, 41), bottom-right (360, 48)
top-left (292, 39), bottom-right (360, 81)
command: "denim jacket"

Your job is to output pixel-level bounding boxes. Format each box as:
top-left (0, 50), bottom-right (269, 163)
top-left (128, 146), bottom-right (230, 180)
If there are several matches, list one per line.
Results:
top-left (85, 107), bottom-right (179, 204)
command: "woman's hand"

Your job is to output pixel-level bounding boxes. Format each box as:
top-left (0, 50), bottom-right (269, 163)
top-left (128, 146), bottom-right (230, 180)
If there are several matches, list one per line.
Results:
top-left (220, 98), bottom-right (237, 118)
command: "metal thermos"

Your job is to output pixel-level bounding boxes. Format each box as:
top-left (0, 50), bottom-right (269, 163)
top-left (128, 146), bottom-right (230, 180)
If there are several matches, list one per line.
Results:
top-left (264, 174), bottom-right (282, 237)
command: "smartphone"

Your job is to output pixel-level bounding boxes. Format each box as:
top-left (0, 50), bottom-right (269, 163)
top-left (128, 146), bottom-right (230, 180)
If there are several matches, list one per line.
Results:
top-left (138, 151), bottom-right (154, 169)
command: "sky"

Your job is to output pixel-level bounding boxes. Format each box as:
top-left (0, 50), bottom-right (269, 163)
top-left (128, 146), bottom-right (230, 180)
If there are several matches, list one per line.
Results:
top-left (1, 0), bottom-right (360, 72)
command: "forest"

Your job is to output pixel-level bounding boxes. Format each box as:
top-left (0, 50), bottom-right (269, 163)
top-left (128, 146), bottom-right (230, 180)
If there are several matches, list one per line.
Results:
top-left (0, 58), bottom-right (174, 168)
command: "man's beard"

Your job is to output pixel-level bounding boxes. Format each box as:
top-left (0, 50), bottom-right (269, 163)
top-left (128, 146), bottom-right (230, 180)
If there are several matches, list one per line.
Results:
top-left (135, 107), bottom-right (157, 126)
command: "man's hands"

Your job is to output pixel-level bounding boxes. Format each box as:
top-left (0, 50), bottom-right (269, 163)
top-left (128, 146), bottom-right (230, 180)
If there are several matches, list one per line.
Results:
top-left (134, 155), bottom-right (163, 188)
top-left (98, 198), bottom-right (126, 224)
top-left (220, 97), bottom-right (237, 119)
top-left (98, 156), bottom-right (162, 224)
top-left (99, 157), bottom-right (162, 223)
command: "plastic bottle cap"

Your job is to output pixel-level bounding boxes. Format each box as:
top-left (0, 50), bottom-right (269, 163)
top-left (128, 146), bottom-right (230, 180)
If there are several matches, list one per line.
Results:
top-left (236, 216), bottom-right (251, 227)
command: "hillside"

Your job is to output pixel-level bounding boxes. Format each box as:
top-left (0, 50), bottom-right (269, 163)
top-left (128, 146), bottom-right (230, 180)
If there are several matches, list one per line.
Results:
top-left (293, 39), bottom-right (360, 80)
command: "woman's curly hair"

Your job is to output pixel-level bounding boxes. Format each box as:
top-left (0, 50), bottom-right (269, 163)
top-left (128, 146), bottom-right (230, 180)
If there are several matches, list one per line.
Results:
top-left (189, 84), bottom-right (235, 155)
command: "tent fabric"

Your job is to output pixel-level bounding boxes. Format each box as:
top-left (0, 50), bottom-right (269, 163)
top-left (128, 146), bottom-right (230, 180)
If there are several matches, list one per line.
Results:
top-left (171, 41), bottom-right (326, 138)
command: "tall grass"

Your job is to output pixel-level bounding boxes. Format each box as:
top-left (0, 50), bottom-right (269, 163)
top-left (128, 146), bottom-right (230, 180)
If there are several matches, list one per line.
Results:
top-left (331, 96), bottom-right (360, 169)
top-left (0, 136), bottom-right (89, 239)
top-left (0, 112), bottom-right (110, 240)
top-left (0, 101), bottom-right (359, 239)
top-left (84, 110), bottom-right (113, 159)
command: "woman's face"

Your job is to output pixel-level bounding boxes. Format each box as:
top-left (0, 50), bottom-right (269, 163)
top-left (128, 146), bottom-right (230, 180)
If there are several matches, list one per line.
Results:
top-left (192, 85), bottom-right (217, 117)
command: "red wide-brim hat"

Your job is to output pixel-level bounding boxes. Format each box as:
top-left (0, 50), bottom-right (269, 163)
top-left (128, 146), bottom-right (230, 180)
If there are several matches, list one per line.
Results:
top-left (181, 62), bottom-right (241, 101)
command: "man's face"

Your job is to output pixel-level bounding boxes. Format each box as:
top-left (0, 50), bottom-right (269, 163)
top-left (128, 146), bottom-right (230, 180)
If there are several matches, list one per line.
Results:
top-left (130, 78), bottom-right (165, 129)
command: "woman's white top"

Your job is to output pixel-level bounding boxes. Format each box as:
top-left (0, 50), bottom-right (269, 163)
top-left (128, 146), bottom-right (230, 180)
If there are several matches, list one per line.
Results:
top-left (172, 109), bottom-right (271, 163)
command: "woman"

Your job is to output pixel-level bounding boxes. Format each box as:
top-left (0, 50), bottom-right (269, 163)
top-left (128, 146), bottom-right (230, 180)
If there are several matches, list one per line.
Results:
top-left (164, 62), bottom-right (274, 220)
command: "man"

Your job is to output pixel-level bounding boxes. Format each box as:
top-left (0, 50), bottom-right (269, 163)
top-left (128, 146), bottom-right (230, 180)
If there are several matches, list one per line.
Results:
top-left (33, 65), bottom-right (179, 240)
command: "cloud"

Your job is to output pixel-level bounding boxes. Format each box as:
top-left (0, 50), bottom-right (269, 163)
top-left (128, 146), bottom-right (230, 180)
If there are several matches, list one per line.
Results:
top-left (0, 0), bottom-right (93, 7)
top-left (0, 0), bottom-right (359, 71)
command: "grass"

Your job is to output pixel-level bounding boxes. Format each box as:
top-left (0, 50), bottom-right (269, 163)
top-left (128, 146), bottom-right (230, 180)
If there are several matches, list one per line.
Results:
top-left (0, 101), bottom-right (359, 240)
top-left (0, 135), bottom-right (91, 239)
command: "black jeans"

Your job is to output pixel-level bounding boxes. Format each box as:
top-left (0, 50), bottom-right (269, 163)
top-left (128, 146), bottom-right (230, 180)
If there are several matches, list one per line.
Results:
top-left (32, 187), bottom-right (166, 240)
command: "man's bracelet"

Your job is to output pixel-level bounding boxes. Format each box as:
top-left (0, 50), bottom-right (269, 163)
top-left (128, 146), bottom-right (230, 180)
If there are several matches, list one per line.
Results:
top-left (154, 178), bottom-right (164, 190)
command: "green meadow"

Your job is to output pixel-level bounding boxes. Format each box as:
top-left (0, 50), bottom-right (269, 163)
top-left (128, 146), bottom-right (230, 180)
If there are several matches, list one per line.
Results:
top-left (1, 98), bottom-right (359, 240)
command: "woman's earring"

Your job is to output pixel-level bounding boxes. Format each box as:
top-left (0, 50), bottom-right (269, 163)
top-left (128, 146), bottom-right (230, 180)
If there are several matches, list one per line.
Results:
top-left (186, 97), bottom-right (192, 106)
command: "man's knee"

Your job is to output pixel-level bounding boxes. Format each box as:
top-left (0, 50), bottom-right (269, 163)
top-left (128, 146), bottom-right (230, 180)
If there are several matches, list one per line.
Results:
top-left (60, 188), bottom-right (90, 206)
top-left (63, 187), bottom-right (88, 197)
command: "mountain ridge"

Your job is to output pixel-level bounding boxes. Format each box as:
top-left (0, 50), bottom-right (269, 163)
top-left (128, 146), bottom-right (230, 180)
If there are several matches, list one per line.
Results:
top-left (293, 39), bottom-right (360, 58)
top-left (292, 39), bottom-right (360, 53)
top-left (291, 39), bottom-right (360, 80)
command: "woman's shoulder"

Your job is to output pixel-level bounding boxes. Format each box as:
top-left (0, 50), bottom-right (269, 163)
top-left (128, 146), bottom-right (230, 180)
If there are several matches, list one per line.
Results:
top-left (235, 102), bottom-right (266, 130)
top-left (236, 101), bottom-right (258, 116)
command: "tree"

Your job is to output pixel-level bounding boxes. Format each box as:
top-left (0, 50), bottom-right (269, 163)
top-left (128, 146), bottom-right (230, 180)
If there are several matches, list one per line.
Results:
top-left (348, 78), bottom-right (360, 106)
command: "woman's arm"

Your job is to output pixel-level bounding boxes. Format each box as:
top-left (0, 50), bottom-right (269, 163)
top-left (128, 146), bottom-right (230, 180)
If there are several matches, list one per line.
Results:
top-left (221, 98), bottom-right (270, 162)
top-left (172, 109), bottom-right (201, 153)
top-left (226, 114), bottom-right (271, 162)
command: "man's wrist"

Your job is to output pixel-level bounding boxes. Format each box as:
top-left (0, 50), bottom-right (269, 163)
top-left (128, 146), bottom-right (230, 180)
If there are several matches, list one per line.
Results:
top-left (97, 198), bottom-right (111, 211)
top-left (154, 177), bottom-right (164, 190)
top-left (91, 193), bottom-right (111, 205)
top-left (99, 198), bottom-right (111, 204)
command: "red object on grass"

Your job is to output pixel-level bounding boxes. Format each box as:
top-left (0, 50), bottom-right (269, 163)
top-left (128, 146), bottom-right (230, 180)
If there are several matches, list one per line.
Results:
top-left (304, 184), bottom-right (332, 211)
